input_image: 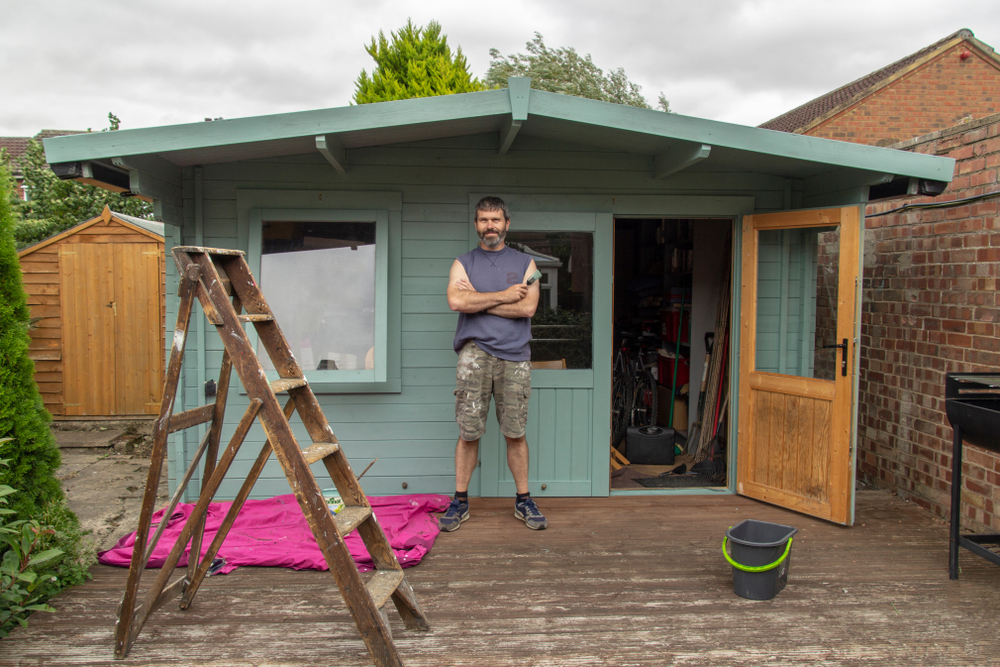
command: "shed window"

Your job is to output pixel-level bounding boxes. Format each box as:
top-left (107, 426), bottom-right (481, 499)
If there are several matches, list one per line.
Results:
top-left (260, 220), bottom-right (377, 373)
top-left (246, 203), bottom-right (397, 392)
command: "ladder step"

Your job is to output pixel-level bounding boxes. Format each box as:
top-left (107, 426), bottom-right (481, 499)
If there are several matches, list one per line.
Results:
top-left (238, 314), bottom-right (274, 322)
top-left (269, 377), bottom-right (308, 393)
top-left (301, 442), bottom-right (340, 464)
top-left (366, 570), bottom-right (405, 610)
top-left (175, 245), bottom-right (244, 256)
top-left (333, 505), bottom-right (372, 535)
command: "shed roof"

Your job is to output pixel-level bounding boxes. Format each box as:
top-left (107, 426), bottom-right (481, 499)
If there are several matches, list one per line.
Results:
top-left (17, 205), bottom-right (163, 257)
top-left (759, 29), bottom-right (999, 135)
top-left (113, 211), bottom-right (165, 237)
top-left (42, 78), bottom-right (955, 221)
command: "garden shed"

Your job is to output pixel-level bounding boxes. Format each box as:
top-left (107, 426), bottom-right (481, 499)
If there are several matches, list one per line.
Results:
top-left (41, 79), bottom-right (954, 525)
top-left (17, 205), bottom-right (165, 418)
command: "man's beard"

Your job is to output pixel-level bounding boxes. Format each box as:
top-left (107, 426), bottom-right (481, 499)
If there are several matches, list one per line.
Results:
top-left (479, 225), bottom-right (506, 248)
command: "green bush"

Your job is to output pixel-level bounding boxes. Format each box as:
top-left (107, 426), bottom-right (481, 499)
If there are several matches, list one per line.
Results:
top-left (0, 165), bottom-right (93, 635)
top-left (0, 452), bottom-right (63, 637)
top-left (32, 494), bottom-right (93, 601)
top-left (11, 218), bottom-right (65, 250)
top-left (0, 163), bottom-right (63, 520)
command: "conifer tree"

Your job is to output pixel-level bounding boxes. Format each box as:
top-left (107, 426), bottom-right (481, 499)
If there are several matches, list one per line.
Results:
top-left (0, 164), bottom-right (63, 519)
top-left (354, 19), bottom-right (488, 104)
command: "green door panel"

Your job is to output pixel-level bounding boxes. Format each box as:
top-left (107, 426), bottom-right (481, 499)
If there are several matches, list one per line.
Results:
top-left (475, 211), bottom-right (613, 497)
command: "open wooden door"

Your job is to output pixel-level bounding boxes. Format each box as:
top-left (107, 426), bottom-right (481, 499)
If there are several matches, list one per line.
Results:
top-left (737, 207), bottom-right (860, 525)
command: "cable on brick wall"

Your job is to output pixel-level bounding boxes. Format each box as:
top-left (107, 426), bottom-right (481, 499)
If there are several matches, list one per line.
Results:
top-left (867, 189), bottom-right (1000, 218)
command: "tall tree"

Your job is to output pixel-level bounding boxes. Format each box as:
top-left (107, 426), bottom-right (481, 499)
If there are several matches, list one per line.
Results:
top-left (0, 164), bottom-right (64, 520)
top-left (486, 33), bottom-right (671, 112)
top-left (354, 19), bottom-right (489, 104)
top-left (4, 113), bottom-right (153, 250)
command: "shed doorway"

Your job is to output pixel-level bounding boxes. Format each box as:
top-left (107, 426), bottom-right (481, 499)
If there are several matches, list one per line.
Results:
top-left (60, 242), bottom-right (163, 416)
top-left (610, 218), bottom-right (732, 491)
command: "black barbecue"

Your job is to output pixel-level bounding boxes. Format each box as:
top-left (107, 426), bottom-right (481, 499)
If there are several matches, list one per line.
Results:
top-left (945, 372), bottom-right (1000, 579)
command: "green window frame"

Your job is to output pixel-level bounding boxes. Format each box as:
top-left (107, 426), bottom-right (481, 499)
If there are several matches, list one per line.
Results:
top-left (239, 190), bottom-right (402, 393)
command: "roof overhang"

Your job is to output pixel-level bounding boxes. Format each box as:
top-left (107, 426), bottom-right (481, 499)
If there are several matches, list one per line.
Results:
top-left (43, 78), bottom-right (955, 224)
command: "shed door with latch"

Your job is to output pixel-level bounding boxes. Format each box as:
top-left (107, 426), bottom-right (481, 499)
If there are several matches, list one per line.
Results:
top-left (737, 207), bottom-right (860, 525)
top-left (477, 212), bottom-right (612, 497)
top-left (61, 243), bottom-right (162, 416)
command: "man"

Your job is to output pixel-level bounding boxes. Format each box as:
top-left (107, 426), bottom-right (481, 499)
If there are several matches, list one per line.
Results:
top-left (439, 196), bottom-right (547, 531)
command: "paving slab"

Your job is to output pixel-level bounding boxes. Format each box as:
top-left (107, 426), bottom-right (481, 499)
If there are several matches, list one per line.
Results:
top-left (57, 449), bottom-right (170, 552)
top-left (53, 429), bottom-right (124, 448)
top-left (53, 420), bottom-right (168, 553)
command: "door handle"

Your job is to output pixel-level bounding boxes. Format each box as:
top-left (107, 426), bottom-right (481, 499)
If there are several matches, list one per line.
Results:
top-left (821, 338), bottom-right (848, 377)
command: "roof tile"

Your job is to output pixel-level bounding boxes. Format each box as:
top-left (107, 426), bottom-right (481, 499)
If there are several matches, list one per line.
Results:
top-left (759, 29), bottom-right (983, 133)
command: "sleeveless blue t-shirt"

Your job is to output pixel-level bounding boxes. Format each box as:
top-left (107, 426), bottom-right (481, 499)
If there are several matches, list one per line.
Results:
top-left (453, 246), bottom-right (533, 361)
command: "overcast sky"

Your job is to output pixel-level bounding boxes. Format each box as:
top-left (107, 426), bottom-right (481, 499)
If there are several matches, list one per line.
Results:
top-left (2, 1), bottom-right (999, 137)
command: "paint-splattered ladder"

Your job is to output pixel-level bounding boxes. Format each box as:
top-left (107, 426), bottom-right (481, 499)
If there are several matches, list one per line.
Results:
top-left (115, 246), bottom-right (428, 667)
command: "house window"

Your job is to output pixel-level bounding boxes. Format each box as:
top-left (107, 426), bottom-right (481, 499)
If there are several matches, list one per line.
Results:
top-left (245, 200), bottom-right (399, 392)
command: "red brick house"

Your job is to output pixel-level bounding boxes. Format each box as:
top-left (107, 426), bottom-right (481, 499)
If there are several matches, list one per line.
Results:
top-left (760, 29), bottom-right (1000, 147)
top-left (1, 130), bottom-right (82, 200)
top-left (0, 136), bottom-right (31, 199)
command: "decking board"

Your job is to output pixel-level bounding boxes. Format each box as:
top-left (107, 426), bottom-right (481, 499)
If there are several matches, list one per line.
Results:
top-left (4, 491), bottom-right (999, 666)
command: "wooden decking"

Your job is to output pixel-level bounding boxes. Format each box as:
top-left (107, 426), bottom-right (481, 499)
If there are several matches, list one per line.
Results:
top-left (5, 490), bottom-right (999, 666)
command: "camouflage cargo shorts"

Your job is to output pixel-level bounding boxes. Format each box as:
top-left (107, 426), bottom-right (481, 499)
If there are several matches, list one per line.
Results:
top-left (454, 341), bottom-right (532, 441)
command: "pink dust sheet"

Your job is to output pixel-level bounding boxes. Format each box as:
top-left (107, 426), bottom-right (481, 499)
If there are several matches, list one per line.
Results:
top-left (98, 493), bottom-right (450, 574)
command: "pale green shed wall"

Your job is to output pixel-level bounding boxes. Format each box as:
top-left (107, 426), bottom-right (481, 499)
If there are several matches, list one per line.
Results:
top-left (165, 133), bottom-right (788, 501)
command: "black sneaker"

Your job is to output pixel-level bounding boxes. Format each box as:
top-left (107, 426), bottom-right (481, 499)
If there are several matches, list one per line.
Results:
top-left (438, 498), bottom-right (470, 532)
top-left (514, 497), bottom-right (548, 530)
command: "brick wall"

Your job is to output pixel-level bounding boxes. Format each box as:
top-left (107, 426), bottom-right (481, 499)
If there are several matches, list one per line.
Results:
top-left (858, 112), bottom-right (1000, 533)
top-left (811, 42), bottom-right (1000, 147)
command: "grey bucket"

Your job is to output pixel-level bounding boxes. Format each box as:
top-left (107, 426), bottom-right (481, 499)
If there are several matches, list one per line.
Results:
top-left (723, 519), bottom-right (798, 600)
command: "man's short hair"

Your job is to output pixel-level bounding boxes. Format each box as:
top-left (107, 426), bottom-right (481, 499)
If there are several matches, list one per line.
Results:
top-left (474, 196), bottom-right (509, 222)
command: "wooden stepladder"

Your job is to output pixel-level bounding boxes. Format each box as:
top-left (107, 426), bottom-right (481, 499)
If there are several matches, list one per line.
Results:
top-left (115, 246), bottom-right (429, 666)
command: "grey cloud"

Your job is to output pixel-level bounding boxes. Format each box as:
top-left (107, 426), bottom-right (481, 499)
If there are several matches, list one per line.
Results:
top-left (2, 0), bottom-right (999, 135)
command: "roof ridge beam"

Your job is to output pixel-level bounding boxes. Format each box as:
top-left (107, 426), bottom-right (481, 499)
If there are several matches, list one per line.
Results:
top-left (653, 142), bottom-right (711, 179)
top-left (316, 135), bottom-right (347, 173)
top-left (499, 77), bottom-right (531, 155)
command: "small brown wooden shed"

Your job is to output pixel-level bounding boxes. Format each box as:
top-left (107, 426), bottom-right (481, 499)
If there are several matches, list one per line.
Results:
top-left (18, 205), bottom-right (165, 418)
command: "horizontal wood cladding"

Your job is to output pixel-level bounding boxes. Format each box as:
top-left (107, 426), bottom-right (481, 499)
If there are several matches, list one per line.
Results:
top-left (18, 261), bottom-right (58, 274)
top-left (26, 294), bottom-right (60, 306)
top-left (21, 272), bottom-right (60, 284)
top-left (168, 135), bottom-right (771, 498)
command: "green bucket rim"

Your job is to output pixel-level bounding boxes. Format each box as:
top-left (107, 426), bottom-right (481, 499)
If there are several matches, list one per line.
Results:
top-left (722, 535), bottom-right (793, 572)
